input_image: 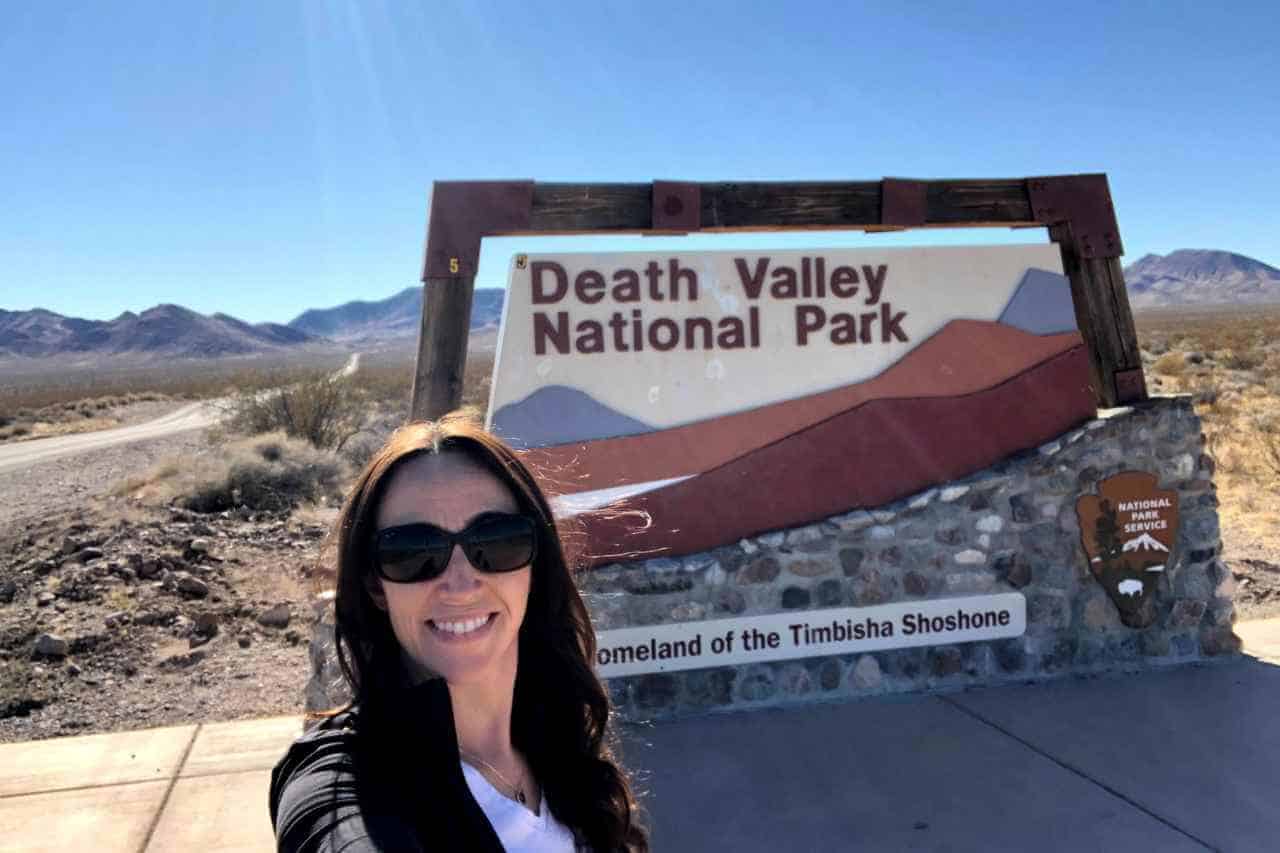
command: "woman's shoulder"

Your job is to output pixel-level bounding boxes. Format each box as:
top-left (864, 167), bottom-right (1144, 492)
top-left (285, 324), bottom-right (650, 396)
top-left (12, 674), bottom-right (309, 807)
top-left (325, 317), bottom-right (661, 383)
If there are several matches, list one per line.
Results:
top-left (270, 706), bottom-right (386, 852)
top-left (267, 696), bottom-right (459, 853)
top-left (268, 683), bottom-right (491, 852)
top-left (273, 708), bottom-right (360, 780)
top-left (269, 710), bottom-right (358, 812)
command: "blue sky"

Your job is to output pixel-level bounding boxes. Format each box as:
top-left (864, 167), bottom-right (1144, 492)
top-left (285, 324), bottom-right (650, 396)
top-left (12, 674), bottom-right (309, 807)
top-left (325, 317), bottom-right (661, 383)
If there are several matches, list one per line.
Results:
top-left (2, 1), bottom-right (1276, 323)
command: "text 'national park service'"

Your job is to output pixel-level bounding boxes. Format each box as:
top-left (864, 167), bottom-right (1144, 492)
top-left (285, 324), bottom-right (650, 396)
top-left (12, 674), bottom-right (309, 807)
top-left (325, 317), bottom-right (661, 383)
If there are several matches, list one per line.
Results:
top-left (527, 256), bottom-right (910, 355)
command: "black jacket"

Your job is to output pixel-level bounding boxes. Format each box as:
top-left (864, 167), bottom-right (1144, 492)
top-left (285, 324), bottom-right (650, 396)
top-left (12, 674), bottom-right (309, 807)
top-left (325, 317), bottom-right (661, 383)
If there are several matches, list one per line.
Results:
top-left (269, 678), bottom-right (518, 852)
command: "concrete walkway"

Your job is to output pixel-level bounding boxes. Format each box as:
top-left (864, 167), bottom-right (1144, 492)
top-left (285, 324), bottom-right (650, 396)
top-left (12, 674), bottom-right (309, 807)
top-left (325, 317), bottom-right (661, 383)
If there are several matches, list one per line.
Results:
top-left (3, 619), bottom-right (1278, 852)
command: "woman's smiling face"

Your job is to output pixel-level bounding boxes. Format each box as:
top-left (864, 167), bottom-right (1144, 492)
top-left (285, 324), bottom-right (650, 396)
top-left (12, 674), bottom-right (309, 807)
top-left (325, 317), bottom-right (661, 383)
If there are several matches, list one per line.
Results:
top-left (368, 451), bottom-right (532, 687)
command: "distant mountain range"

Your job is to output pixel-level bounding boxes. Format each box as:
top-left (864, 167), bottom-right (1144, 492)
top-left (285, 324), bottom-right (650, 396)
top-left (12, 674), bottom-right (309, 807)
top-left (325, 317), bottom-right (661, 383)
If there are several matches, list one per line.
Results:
top-left (0, 287), bottom-right (505, 360)
top-left (1123, 250), bottom-right (1280, 307)
top-left (0, 304), bottom-right (316, 359)
top-left (3, 250), bottom-right (1276, 359)
top-left (288, 287), bottom-right (504, 342)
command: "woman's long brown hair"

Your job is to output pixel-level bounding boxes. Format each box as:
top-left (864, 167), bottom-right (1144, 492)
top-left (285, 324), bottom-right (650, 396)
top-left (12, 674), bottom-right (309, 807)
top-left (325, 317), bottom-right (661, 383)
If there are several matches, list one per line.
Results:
top-left (314, 413), bottom-right (648, 852)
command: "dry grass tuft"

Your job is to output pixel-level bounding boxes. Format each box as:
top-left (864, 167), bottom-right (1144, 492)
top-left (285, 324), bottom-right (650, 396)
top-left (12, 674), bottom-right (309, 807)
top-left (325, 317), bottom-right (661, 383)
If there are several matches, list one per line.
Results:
top-left (115, 432), bottom-right (350, 513)
top-left (1152, 352), bottom-right (1187, 376)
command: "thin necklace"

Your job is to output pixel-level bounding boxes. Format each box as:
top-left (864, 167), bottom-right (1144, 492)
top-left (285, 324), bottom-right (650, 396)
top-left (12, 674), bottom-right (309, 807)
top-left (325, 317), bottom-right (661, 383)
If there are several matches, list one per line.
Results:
top-left (460, 750), bottom-right (529, 806)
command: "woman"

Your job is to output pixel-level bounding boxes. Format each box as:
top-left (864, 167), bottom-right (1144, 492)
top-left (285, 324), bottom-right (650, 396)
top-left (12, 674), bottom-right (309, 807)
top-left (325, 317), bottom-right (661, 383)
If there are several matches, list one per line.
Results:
top-left (269, 414), bottom-right (649, 852)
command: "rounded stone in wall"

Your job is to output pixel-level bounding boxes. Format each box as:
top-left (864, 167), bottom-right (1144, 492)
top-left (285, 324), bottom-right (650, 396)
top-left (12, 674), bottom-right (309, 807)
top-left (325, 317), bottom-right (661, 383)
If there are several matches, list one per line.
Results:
top-left (606, 678), bottom-right (633, 711)
top-left (781, 586), bottom-right (811, 609)
top-left (928, 646), bottom-right (964, 678)
top-left (851, 569), bottom-right (894, 606)
top-left (737, 665), bottom-right (777, 702)
top-left (787, 558), bottom-right (834, 578)
top-left (815, 579), bottom-right (845, 607)
top-left (1140, 632), bottom-right (1171, 657)
top-left (992, 639), bottom-right (1025, 673)
top-left (1040, 636), bottom-right (1078, 672)
top-left (850, 655), bottom-right (882, 690)
top-left (635, 673), bottom-right (680, 711)
top-left (778, 663), bottom-right (814, 697)
top-left (903, 571), bottom-right (930, 597)
top-left (817, 658), bottom-right (843, 691)
top-left (737, 556), bottom-right (781, 585)
top-left (839, 548), bottom-right (864, 576)
top-left (682, 668), bottom-right (735, 709)
top-left (711, 586), bottom-right (747, 615)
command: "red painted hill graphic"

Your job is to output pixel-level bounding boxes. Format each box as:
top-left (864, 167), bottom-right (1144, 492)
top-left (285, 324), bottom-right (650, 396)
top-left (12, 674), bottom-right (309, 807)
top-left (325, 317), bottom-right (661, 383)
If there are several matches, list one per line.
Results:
top-left (524, 320), bottom-right (1087, 495)
top-left (519, 320), bottom-right (1094, 566)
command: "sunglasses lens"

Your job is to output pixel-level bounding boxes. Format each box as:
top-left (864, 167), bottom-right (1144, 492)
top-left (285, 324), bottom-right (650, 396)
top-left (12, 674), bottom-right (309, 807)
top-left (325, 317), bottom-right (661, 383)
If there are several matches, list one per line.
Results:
top-left (463, 514), bottom-right (536, 573)
top-left (375, 526), bottom-right (450, 582)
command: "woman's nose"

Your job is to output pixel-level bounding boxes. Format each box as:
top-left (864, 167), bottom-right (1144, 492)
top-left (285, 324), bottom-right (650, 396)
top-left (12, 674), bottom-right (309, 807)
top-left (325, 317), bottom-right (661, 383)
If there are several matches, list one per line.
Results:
top-left (438, 546), bottom-right (481, 592)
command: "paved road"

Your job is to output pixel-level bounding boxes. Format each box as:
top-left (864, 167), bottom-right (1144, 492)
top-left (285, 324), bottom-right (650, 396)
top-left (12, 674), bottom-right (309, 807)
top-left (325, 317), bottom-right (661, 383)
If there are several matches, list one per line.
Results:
top-left (0, 353), bottom-right (365, 476)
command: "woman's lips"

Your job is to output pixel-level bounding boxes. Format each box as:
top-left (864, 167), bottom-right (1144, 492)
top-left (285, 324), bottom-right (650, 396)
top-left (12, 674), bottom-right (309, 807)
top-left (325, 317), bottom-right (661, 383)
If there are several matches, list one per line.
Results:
top-left (427, 612), bottom-right (497, 643)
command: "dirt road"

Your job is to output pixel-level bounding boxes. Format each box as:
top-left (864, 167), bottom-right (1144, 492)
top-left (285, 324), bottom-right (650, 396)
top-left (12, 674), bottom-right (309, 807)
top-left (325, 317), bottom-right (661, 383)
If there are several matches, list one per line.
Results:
top-left (0, 401), bottom-right (224, 475)
top-left (0, 353), bottom-right (362, 476)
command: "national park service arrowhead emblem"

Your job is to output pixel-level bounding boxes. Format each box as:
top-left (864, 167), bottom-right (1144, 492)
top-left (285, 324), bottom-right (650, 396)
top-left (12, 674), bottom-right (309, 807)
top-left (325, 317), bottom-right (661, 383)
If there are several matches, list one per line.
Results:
top-left (1075, 471), bottom-right (1179, 629)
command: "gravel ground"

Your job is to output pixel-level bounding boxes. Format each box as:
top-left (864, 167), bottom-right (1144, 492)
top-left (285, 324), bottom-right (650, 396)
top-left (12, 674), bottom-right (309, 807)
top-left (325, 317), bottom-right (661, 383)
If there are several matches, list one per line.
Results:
top-left (0, 408), bottom-right (325, 743)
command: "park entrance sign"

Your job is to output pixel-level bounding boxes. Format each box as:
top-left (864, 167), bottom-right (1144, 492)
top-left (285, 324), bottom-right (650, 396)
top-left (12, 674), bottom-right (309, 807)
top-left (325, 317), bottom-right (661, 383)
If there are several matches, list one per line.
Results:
top-left (380, 177), bottom-right (1237, 719)
top-left (489, 244), bottom-right (1094, 563)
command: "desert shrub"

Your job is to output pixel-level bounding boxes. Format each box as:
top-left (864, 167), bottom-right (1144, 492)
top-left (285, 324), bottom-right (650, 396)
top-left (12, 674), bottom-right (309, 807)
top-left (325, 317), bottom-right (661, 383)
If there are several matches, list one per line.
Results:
top-left (222, 373), bottom-right (366, 451)
top-left (339, 409), bottom-right (406, 469)
top-left (181, 432), bottom-right (348, 513)
top-left (1202, 396), bottom-right (1238, 425)
top-left (1258, 418), bottom-right (1280, 481)
top-left (1152, 353), bottom-right (1186, 376)
top-left (1221, 348), bottom-right (1264, 371)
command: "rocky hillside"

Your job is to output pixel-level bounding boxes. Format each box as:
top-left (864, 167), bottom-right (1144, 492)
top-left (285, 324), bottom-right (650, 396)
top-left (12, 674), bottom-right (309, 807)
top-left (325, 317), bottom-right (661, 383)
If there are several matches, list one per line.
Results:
top-left (0, 304), bottom-right (319, 359)
top-left (289, 286), bottom-right (505, 342)
top-left (1125, 250), bottom-right (1280, 308)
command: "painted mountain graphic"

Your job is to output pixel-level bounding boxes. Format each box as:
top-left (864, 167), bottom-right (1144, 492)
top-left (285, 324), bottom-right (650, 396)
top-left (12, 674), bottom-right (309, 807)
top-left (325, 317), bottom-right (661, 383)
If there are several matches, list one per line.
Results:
top-left (1122, 533), bottom-right (1169, 553)
top-left (525, 320), bottom-right (1087, 495)
top-left (492, 386), bottom-right (654, 448)
top-left (997, 268), bottom-right (1077, 335)
top-left (515, 320), bottom-right (1095, 565)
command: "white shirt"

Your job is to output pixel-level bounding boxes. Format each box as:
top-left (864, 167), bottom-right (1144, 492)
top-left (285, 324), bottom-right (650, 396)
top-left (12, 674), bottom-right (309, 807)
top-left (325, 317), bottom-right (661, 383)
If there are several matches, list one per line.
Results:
top-left (461, 760), bottom-right (578, 853)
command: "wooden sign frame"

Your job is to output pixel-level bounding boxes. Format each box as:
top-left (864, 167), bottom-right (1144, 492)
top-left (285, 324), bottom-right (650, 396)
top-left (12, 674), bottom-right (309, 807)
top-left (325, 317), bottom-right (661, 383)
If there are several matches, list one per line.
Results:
top-left (410, 175), bottom-right (1144, 420)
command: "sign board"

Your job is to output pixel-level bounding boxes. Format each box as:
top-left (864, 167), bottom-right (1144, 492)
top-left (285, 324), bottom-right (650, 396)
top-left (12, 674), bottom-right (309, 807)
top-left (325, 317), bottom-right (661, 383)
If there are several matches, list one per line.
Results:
top-left (1076, 471), bottom-right (1180, 628)
top-left (490, 244), bottom-right (1096, 564)
top-left (594, 593), bottom-right (1027, 678)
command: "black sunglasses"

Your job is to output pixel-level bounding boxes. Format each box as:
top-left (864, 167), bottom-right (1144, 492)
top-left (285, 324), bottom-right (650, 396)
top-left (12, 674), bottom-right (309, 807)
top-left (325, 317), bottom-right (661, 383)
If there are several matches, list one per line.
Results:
top-left (372, 512), bottom-right (538, 583)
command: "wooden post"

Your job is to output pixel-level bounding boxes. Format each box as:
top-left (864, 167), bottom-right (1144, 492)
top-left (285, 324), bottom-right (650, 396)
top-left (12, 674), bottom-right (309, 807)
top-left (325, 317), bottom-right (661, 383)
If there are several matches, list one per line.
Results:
top-left (410, 276), bottom-right (475, 421)
top-left (1050, 224), bottom-right (1146, 407)
top-left (411, 181), bottom-right (535, 422)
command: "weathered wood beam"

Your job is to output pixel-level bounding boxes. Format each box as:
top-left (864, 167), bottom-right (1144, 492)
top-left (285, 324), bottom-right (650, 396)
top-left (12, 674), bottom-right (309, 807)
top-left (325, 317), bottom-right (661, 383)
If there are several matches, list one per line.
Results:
top-left (523, 179), bottom-right (1036, 232)
top-left (410, 276), bottom-right (475, 421)
top-left (1050, 223), bottom-right (1146, 407)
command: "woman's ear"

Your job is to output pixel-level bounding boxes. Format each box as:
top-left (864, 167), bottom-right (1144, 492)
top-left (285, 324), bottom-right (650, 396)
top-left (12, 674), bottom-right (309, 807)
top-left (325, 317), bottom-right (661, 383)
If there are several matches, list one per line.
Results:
top-left (363, 574), bottom-right (388, 611)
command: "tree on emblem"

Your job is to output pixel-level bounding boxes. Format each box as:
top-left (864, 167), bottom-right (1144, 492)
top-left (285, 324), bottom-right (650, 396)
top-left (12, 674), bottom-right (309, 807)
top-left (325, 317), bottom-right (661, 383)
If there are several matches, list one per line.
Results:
top-left (1093, 498), bottom-right (1122, 569)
